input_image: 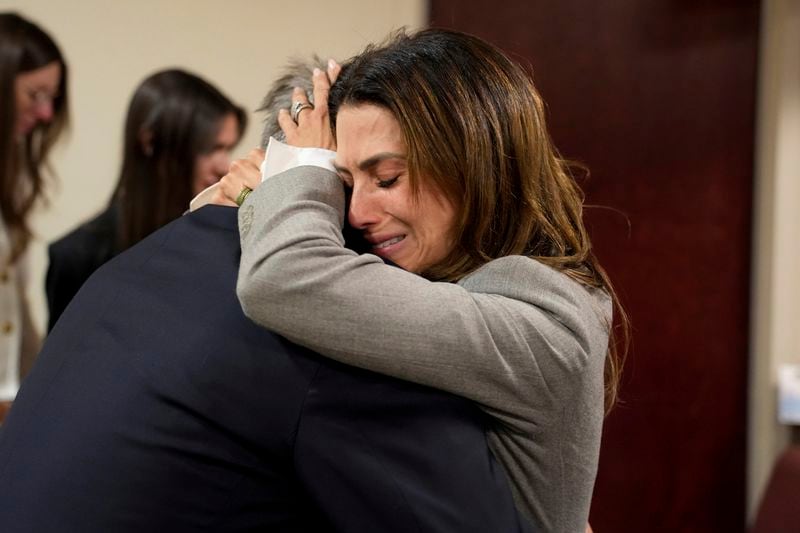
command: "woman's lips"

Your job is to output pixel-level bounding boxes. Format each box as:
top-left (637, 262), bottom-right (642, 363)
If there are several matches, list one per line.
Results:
top-left (373, 235), bottom-right (405, 249)
top-left (371, 235), bottom-right (406, 258)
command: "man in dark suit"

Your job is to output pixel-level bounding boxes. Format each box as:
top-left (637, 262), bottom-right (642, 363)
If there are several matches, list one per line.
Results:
top-left (0, 203), bottom-right (529, 532)
top-left (0, 128), bottom-right (531, 533)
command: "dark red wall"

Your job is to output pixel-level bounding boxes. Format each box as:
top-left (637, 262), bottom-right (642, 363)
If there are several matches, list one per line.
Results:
top-left (429, 2), bottom-right (759, 531)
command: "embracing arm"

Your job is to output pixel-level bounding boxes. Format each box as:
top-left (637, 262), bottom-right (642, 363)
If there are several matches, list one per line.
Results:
top-left (237, 166), bottom-right (609, 423)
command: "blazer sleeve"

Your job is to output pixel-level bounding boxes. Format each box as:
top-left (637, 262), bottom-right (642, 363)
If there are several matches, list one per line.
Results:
top-left (46, 212), bottom-right (117, 333)
top-left (293, 361), bottom-right (533, 533)
top-left (45, 242), bottom-right (80, 333)
top-left (237, 167), bottom-right (611, 427)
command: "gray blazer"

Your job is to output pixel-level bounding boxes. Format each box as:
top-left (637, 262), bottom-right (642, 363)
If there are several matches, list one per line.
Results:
top-left (237, 166), bottom-right (612, 533)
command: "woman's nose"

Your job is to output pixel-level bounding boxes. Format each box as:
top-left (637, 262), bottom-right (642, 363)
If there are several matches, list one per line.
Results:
top-left (35, 101), bottom-right (54, 123)
top-left (347, 187), bottom-right (380, 229)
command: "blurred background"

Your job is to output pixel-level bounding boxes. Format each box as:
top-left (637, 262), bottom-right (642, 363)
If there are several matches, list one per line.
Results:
top-left (2, 0), bottom-right (798, 531)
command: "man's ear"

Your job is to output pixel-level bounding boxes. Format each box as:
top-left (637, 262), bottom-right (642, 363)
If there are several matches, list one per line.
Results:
top-left (138, 129), bottom-right (154, 157)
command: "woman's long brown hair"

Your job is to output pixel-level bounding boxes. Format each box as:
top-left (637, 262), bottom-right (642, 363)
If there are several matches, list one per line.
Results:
top-left (329, 28), bottom-right (629, 413)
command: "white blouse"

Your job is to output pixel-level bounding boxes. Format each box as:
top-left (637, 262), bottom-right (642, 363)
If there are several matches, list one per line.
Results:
top-left (0, 217), bottom-right (25, 401)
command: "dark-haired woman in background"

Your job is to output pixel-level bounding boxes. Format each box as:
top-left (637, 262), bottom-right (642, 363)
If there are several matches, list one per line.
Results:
top-left (46, 69), bottom-right (245, 331)
top-left (0, 13), bottom-right (68, 415)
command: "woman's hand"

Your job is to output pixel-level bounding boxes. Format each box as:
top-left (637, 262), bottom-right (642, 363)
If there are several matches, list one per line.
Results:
top-left (216, 148), bottom-right (265, 206)
top-left (277, 59), bottom-right (341, 150)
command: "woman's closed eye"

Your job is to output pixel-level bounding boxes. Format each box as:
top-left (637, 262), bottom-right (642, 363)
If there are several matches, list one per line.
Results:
top-left (377, 176), bottom-right (399, 188)
top-left (335, 171), bottom-right (398, 189)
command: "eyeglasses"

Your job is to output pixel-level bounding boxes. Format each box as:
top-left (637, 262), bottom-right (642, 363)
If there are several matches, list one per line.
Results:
top-left (24, 87), bottom-right (59, 106)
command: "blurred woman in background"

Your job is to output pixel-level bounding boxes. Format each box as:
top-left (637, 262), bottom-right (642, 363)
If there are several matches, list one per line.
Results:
top-left (0, 12), bottom-right (68, 414)
top-left (46, 68), bottom-right (245, 330)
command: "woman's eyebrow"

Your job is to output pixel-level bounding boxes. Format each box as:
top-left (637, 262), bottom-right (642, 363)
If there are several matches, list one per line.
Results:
top-left (357, 152), bottom-right (406, 171)
top-left (334, 152), bottom-right (406, 175)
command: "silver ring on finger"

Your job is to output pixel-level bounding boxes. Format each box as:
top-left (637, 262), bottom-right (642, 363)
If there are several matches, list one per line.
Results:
top-left (291, 101), bottom-right (314, 123)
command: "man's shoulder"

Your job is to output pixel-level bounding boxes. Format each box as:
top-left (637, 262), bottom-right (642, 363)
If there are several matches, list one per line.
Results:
top-left (181, 204), bottom-right (240, 233)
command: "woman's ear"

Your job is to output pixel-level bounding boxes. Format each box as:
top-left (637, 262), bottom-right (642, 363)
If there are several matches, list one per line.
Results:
top-left (138, 129), bottom-right (154, 157)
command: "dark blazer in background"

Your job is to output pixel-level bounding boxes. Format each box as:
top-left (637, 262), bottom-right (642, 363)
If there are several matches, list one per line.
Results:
top-left (45, 205), bottom-right (118, 331)
top-left (0, 206), bottom-right (530, 532)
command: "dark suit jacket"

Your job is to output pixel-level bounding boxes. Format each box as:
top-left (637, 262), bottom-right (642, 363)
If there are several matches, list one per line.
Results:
top-left (0, 206), bottom-right (530, 532)
top-left (45, 205), bottom-right (119, 332)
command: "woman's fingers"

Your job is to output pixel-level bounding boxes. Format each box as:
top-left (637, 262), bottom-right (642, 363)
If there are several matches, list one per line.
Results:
top-left (291, 86), bottom-right (313, 123)
top-left (311, 67), bottom-right (331, 113)
top-left (279, 62), bottom-right (340, 150)
top-left (278, 108), bottom-right (296, 138)
top-left (327, 58), bottom-right (341, 84)
top-left (283, 79), bottom-right (336, 150)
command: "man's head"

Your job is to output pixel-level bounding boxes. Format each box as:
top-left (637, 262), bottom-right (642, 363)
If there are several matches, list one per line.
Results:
top-left (257, 56), bottom-right (327, 146)
top-left (255, 55), bottom-right (370, 255)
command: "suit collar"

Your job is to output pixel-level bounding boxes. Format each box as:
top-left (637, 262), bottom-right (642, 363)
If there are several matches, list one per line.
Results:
top-left (187, 205), bottom-right (239, 232)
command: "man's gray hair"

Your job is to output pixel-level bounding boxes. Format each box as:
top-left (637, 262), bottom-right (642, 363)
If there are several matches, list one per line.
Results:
top-left (258, 55), bottom-right (329, 147)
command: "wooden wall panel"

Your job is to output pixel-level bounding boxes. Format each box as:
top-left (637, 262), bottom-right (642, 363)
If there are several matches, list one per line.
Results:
top-left (429, 2), bottom-right (759, 531)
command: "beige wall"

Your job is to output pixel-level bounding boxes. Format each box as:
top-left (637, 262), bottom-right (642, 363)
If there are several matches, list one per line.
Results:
top-left (749, 0), bottom-right (800, 521)
top-left (0, 0), bottom-right (425, 330)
